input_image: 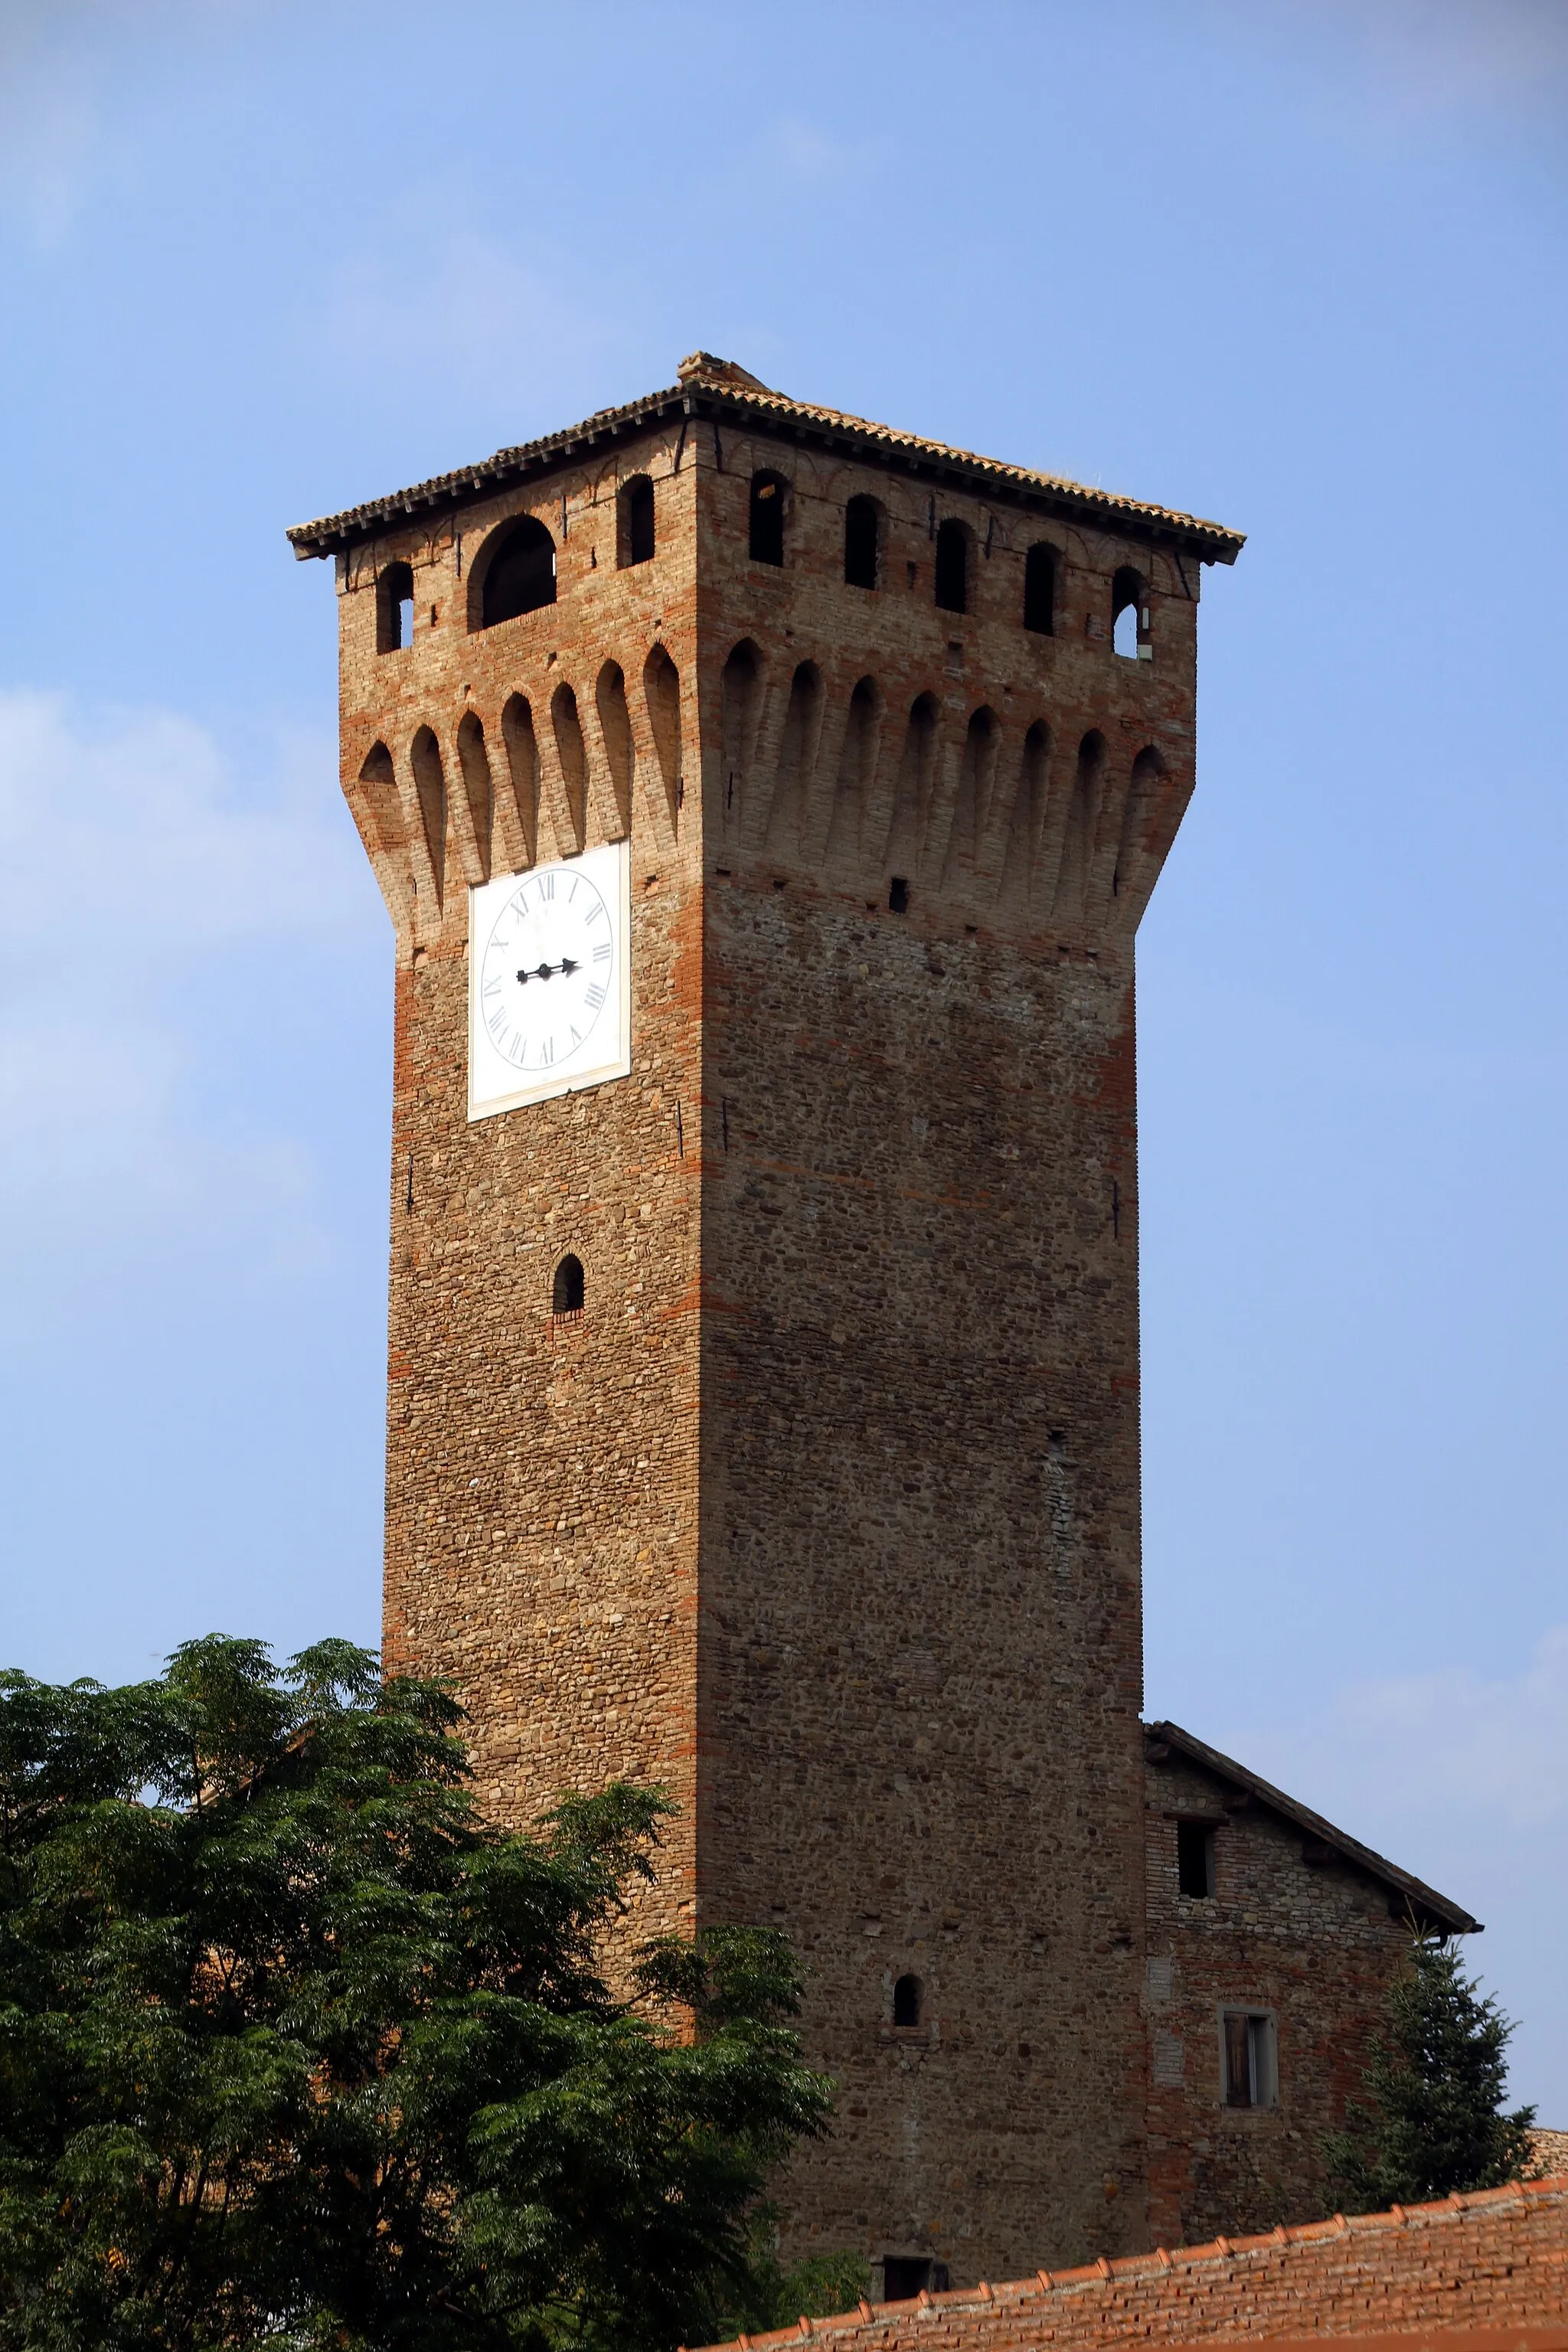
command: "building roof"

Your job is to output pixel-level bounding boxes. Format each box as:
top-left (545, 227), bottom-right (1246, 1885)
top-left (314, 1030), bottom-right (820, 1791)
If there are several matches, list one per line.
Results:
top-left (285, 352), bottom-right (1247, 565)
top-left (1146, 1719), bottom-right (1480, 1936)
top-left (694, 2175), bottom-right (1568, 2350)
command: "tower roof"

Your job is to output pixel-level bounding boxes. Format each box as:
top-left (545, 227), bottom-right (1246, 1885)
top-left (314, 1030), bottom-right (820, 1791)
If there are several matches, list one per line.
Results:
top-left (285, 352), bottom-right (1246, 564)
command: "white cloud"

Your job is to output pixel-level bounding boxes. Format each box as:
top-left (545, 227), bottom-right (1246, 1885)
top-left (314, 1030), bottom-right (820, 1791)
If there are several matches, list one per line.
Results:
top-left (0, 688), bottom-right (373, 1318)
top-left (0, 688), bottom-right (358, 947)
top-left (1216, 1620), bottom-right (1568, 1863)
top-left (0, 9), bottom-right (99, 250)
top-left (313, 225), bottom-right (616, 443)
top-left (1210, 0), bottom-right (1568, 134)
top-left (1330, 1624), bottom-right (1568, 1835)
top-left (770, 119), bottom-right (856, 181)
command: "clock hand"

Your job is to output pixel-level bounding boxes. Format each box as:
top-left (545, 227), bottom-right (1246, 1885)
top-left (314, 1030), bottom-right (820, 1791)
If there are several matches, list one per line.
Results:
top-left (515, 958), bottom-right (583, 984)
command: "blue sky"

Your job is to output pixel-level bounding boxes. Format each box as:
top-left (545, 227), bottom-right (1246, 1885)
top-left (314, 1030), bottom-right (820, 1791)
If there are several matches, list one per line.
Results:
top-left (2, 0), bottom-right (1565, 2118)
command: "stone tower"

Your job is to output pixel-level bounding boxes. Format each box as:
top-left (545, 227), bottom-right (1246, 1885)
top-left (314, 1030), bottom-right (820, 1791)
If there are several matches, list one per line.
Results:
top-left (289, 355), bottom-right (1243, 2287)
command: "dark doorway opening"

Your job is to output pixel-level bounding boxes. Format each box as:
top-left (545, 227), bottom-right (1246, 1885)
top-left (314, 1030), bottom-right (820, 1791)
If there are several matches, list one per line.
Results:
top-left (482, 519), bottom-right (557, 626)
top-left (883, 2259), bottom-right (949, 2301)
top-left (844, 494), bottom-right (880, 588)
top-left (934, 519), bottom-right (968, 613)
top-left (750, 472), bottom-right (786, 565)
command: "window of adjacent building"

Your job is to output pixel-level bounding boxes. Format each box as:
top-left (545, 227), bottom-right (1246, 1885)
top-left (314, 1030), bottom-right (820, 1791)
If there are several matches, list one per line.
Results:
top-left (934, 518), bottom-right (969, 614)
top-left (1023, 541), bottom-right (1056, 635)
top-left (882, 2259), bottom-right (949, 2301)
top-left (892, 1973), bottom-right (922, 2028)
top-left (1222, 2010), bottom-right (1277, 2108)
top-left (844, 494), bottom-right (880, 589)
top-left (377, 560), bottom-right (415, 653)
top-left (1177, 1820), bottom-right (1215, 1899)
top-left (552, 1253), bottom-right (585, 1316)
top-left (619, 474), bottom-right (655, 567)
top-left (750, 471), bottom-right (787, 565)
top-left (480, 518), bottom-right (557, 626)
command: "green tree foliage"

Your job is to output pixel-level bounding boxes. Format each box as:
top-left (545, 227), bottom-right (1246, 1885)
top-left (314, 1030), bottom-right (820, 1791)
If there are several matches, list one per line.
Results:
top-left (0, 1636), bottom-right (836, 2352)
top-left (1324, 1932), bottom-right (1537, 2213)
top-left (716, 2209), bottom-right (870, 2337)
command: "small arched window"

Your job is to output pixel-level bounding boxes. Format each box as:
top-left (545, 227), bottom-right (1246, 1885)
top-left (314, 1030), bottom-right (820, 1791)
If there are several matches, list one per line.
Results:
top-left (844, 494), bottom-right (880, 590)
top-left (934, 519), bottom-right (969, 614)
top-left (552, 1254), bottom-right (585, 1317)
top-left (377, 561), bottom-right (415, 653)
top-left (892, 1974), bottom-right (923, 2028)
top-left (1112, 566), bottom-right (1145, 660)
top-left (1023, 542), bottom-right (1056, 635)
top-left (750, 472), bottom-right (787, 566)
top-left (480, 518), bottom-right (557, 628)
top-left (619, 475), bottom-right (655, 567)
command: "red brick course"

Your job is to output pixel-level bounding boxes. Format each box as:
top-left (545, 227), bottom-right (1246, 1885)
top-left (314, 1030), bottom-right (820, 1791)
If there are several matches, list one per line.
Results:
top-left (703, 2179), bottom-right (1568, 2348)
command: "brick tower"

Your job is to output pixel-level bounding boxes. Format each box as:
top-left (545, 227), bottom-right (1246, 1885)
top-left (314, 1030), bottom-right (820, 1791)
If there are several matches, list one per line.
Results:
top-left (289, 355), bottom-right (1243, 2286)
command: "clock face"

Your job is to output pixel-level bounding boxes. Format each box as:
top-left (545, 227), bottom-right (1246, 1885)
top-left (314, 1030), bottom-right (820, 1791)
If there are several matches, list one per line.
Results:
top-left (468, 840), bottom-right (631, 1119)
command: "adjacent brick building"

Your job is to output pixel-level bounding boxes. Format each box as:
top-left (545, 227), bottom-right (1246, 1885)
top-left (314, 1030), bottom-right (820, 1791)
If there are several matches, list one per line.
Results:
top-left (288, 355), bottom-right (1480, 2286)
top-left (1142, 1722), bottom-right (1475, 2251)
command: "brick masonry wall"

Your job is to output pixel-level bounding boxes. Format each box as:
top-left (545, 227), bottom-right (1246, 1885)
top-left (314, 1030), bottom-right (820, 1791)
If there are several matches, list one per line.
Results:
top-left (331, 384), bottom-right (1215, 2279)
top-left (703, 2179), bottom-right (1568, 2349)
top-left (1143, 1746), bottom-right (1418, 2247)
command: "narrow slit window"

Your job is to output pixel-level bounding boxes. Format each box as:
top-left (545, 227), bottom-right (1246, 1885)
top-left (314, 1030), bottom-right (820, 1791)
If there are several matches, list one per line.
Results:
top-left (892, 1973), bottom-right (922, 2027)
top-left (620, 475), bottom-right (655, 567)
top-left (552, 1254), bottom-right (585, 1316)
top-left (888, 877), bottom-right (910, 914)
top-left (934, 519), bottom-right (969, 614)
top-left (750, 472), bottom-right (786, 565)
top-left (1023, 542), bottom-right (1056, 635)
top-left (844, 494), bottom-right (880, 589)
top-left (1177, 1821), bottom-right (1214, 1899)
top-left (377, 560), bottom-right (415, 653)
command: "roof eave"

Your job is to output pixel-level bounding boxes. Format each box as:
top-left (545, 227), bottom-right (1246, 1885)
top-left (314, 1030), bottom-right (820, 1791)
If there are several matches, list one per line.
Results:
top-left (285, 374), bottom-right (1246, 567)
top-left (1145, 1718), bottom-right (1480, 1937)
top-left (285, 382), bottom-right (691, 561)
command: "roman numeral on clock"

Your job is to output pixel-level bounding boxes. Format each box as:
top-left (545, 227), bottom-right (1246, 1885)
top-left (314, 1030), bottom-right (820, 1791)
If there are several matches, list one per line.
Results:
top-left (585, 983), bottom-right (606, 1011)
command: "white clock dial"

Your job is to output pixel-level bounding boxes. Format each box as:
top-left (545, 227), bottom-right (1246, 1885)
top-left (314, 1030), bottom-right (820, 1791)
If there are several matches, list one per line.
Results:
top-left (468, 840), bottom-right (630, 1119)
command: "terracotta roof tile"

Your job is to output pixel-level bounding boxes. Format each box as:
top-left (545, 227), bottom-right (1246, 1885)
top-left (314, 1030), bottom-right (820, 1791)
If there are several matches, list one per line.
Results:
top-left (695, 2177), bottom-right (1568, 2352)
